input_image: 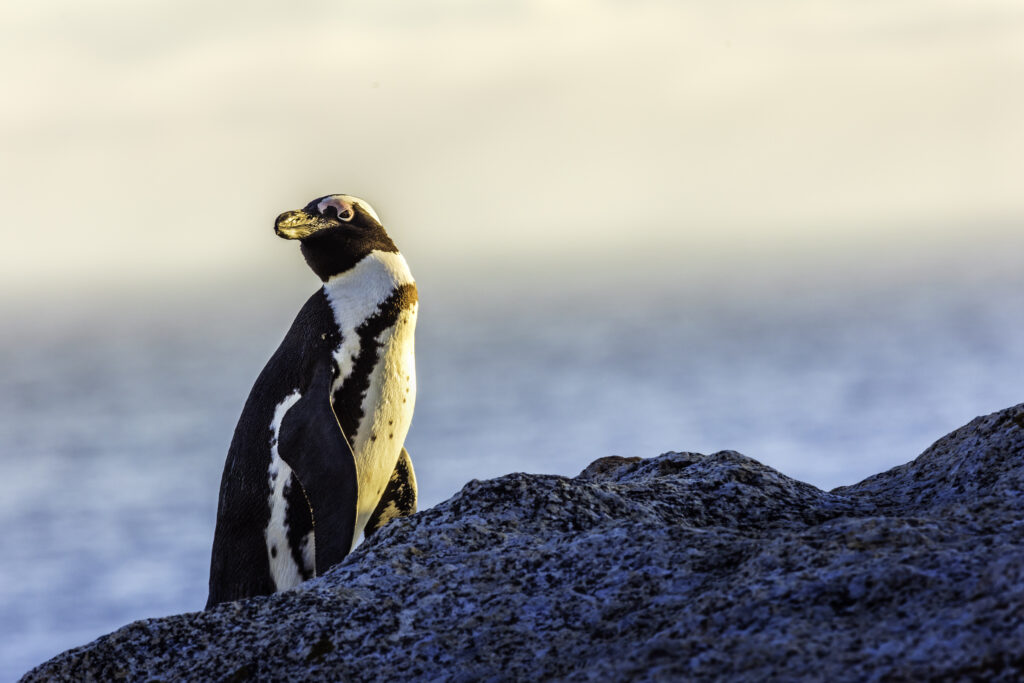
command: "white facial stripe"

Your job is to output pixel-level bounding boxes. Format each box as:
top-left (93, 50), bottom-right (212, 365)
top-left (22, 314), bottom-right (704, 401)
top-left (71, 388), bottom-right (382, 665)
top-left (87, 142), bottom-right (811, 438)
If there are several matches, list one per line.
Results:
top-left (266, 390), bottom-right (304, 590)
top-left (317, 197), bottom-right (354, 221)
top-left (349, 196), bottom-right (381, 224)
top-left (317, 194), bottom-right (382, 224)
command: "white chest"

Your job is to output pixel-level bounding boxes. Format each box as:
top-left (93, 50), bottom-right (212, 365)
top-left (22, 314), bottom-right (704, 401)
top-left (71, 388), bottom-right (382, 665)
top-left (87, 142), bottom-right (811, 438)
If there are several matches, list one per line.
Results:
top-left (322, 251), bottom-right (417, 544)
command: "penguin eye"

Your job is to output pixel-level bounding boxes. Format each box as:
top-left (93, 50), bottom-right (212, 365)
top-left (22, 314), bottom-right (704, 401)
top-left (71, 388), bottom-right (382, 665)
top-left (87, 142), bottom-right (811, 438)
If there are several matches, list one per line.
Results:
top-left (317, 198), bottom-right (355, 222)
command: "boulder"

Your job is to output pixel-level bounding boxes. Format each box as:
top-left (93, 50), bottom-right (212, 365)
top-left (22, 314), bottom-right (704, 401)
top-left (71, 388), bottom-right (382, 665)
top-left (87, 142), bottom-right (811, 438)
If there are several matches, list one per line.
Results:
top-left (23, 405), bottom-right (1024, 681)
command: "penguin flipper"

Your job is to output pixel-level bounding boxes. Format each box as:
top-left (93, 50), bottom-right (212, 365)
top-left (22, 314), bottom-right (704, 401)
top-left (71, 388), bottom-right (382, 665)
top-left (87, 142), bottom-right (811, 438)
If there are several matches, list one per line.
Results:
top-left (278, 358), bottom-right (357, 576)
top-left (364, 447), bottom-right (418, 539)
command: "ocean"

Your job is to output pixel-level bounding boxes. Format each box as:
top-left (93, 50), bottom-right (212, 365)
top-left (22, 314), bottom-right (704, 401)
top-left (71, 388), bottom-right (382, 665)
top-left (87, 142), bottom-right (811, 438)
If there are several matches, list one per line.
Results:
top-left (2, 260), bottom-right (1023, 680)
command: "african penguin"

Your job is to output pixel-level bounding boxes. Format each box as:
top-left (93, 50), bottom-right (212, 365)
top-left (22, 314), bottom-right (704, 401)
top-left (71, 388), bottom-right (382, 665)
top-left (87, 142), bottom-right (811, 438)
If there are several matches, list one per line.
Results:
top-left (206, 194), bottom-right (418, 608)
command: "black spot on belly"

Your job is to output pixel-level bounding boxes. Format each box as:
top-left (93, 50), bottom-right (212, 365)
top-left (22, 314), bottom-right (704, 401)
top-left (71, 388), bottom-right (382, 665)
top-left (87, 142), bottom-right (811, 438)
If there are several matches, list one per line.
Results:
top-left (270, 546), bottom-right (278, 558)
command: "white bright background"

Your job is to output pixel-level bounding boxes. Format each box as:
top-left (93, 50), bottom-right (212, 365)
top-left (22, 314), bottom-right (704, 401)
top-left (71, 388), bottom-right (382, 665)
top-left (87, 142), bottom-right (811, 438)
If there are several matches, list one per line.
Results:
top-left (2, 0), bottom-right (1022, 290)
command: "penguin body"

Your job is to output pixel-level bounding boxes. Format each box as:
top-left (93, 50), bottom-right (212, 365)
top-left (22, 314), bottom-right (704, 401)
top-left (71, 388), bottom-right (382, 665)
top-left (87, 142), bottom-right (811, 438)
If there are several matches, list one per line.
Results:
top-left (207, 195), bottom-right (418, 608)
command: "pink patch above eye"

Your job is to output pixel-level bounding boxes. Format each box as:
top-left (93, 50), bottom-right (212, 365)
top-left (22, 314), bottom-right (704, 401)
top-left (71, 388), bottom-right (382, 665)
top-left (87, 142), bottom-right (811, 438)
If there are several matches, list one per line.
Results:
top-left (318, 198), bottom-right (354, 220)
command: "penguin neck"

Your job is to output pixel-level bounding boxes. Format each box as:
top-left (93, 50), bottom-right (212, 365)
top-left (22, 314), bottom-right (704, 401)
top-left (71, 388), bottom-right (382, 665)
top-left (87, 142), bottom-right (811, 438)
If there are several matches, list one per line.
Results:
top-left (321, 250), bottom-right (415, 333)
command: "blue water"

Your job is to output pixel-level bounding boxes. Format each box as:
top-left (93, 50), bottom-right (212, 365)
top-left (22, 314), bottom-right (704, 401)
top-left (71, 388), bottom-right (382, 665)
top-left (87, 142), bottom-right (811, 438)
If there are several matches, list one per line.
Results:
top-left (2, 264), bottom-right (1023, 680)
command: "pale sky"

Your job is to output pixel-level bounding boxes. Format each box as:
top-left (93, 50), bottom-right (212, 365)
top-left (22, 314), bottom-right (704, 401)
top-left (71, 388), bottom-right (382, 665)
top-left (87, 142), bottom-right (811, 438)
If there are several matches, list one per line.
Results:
top-left (2, 0), bottom-right (1023, 294)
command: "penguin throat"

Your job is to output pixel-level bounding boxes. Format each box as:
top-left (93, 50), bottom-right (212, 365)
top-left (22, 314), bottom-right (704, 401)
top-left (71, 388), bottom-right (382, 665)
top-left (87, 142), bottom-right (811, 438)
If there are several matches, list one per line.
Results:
top-left (300, 231), bottom-right (399, 281)
top-left (321, 251), bottom-right (415, 328)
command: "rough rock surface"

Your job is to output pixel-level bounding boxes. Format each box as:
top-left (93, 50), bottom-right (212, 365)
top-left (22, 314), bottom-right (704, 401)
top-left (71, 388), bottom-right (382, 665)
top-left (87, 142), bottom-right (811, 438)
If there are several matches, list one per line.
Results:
top-left (23, 404), bottom-right (1024, 682)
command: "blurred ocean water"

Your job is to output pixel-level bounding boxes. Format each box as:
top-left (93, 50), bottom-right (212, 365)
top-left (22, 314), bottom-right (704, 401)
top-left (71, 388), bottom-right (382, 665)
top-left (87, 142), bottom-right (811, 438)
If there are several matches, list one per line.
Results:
top-left (1, 265), bottom-right (1023, 680)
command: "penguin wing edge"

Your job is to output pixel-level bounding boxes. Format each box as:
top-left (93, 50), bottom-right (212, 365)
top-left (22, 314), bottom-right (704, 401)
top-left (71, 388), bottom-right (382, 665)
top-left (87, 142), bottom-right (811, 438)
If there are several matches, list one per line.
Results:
top-left (277, 358), bottom-right (358, 576)
top-left (364, 446), bottom-right (418, 539)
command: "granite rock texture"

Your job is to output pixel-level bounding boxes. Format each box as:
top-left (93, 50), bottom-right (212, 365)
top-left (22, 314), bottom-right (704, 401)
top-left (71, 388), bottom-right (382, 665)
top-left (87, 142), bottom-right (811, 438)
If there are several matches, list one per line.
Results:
top-left (23, 404), bottom-right (1024, 682)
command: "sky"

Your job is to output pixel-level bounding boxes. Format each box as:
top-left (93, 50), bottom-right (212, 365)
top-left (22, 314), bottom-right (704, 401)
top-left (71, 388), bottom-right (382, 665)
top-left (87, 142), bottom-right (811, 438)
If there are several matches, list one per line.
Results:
top-left (1, 0), bottom-right (1023, 298)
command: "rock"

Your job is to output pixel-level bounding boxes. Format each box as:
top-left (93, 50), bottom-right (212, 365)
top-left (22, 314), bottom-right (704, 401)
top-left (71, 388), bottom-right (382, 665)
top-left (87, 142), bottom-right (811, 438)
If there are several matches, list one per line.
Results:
top-left (22, 404), bottom-right (1024, 682)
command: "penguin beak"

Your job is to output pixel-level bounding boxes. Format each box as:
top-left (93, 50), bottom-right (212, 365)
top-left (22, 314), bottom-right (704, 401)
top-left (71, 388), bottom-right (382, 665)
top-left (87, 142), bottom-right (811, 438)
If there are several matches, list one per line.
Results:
top-left (275, 210), bottom-right (328, 240)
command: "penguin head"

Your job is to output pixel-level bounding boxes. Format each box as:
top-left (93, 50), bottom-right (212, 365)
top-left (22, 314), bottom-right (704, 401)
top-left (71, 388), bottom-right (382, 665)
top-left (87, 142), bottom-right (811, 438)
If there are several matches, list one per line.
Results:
top-left (274, 194), bottom-right (399, 281)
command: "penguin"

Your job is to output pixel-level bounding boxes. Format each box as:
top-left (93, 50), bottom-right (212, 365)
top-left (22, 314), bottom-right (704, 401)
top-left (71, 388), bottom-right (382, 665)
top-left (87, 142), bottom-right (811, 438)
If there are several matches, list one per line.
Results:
top-left (206, 194), bottom-right (418, 608)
